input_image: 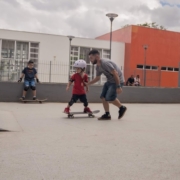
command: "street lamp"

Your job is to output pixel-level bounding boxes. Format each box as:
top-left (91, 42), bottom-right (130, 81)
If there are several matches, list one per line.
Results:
top-left (67, 35), bottom-right (75, 80)
top-left (106, 13), bottom-right (118, 59)
top-left (143, 45), bottom-right (148, 86)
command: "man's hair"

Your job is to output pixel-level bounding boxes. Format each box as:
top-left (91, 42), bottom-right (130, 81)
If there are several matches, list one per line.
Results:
top-left (88, 49), bottom-right (100, 55)
top-left (28, 60), bottom-right (34, 64)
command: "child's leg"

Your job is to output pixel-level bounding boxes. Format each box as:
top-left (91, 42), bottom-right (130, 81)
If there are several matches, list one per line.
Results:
top-left (22, 80), bottom-right (29, 97)
top-left (79, 94), bottom-right (88, 107)
top-left (30, 80), bottom-right (36, 98)
top-left (68, 94), bottom-right (78, 107)
top-left (80, 95), bottom-right (92, 113)
top-left (64, 95), bottom-right (78, 113)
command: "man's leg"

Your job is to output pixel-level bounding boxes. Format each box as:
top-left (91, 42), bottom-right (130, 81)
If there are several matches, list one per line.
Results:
top-left (111, 98), bottom-right (121, 108)
top-left (101, 97), bottom-right (110, 112)
top-left (98, 82), bottom-right (111, 120)
top-left (106, 83), bottom-right (127, 119)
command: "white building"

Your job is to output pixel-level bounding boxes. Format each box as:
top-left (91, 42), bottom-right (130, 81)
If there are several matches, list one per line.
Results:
top-left (0, 29), bottom-right (125, 84)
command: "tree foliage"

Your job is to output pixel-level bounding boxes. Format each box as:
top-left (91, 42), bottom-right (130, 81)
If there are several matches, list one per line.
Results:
top-left (122, 22), bottom-right (166, 30)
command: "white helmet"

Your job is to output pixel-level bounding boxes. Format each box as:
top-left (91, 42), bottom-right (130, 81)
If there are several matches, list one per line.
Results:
top-left (73, 59), bottom-right (87, 69)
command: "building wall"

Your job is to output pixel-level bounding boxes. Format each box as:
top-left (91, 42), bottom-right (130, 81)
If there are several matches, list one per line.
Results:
top-left (97, 25), bottom-right (180, 87)
top-left (131, 26), bottom-right (180, 87)
top-left (0, 29), bottom-right (125, 83)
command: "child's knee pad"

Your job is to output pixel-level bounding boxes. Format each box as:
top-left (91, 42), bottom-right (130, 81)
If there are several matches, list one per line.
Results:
top-left (31, 86), bottom-right (36, 91)
top-left (24, 86), bottom-right (29, 91)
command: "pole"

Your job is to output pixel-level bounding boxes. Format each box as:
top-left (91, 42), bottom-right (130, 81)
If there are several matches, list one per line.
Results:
top-left (8, 59), bottom-right (10, 81)
top-left (68, 39), bottom-right (72, 80)
top-left (109, 18), bottom-right (113, 59)
top-left (144, 49), bottom-right (146, 86)
top-left (49, 61), bottom-right (51, 82)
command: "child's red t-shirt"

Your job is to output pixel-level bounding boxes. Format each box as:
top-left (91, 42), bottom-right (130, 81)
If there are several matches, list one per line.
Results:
top-left (71, 73), bottom-right (88, 95)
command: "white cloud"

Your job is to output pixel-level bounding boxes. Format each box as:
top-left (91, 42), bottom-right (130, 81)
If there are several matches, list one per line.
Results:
top-left (0, 0), bottom-right (180, 38)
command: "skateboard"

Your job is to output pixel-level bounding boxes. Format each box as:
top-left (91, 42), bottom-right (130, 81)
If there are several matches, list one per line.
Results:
top-left (65, 110), bottom-right (100, 118)
top-left (20, 98), bottom-right (47, 103)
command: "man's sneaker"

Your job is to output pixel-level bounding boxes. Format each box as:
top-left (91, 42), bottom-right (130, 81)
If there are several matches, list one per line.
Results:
top-left (33, 97), bottom-right (37, 100)
top-left (98, 114), bottom-right (111, 120)
top-left (21, 97), bottom-right (25, 100)
top-left (118, 106), bottom-right (127, 119)
top-left (84, 107), bottom-right (92, 113)
top-left (64, 107), bottom-right (70, 114)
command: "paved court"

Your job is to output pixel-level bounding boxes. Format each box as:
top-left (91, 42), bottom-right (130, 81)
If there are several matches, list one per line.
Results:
top-left (0, 102), bottom-right (180, 180)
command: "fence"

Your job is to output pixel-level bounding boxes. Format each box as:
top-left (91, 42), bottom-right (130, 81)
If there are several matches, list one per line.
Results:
top-left (0, 59), bottom-right (179, 87)
top-left (0, 59), bottom-right (103, 84)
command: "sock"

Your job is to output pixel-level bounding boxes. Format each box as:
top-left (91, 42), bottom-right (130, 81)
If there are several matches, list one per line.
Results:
top-left (105, 112), bottom-right (110, 115)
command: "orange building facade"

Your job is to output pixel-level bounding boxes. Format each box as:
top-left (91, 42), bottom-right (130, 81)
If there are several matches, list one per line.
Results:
top-left (97, 25), bottom-right (180, 87)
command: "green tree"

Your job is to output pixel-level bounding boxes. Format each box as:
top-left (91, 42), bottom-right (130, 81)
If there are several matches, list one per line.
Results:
top-left (122, 22), bottom-right (166, 30)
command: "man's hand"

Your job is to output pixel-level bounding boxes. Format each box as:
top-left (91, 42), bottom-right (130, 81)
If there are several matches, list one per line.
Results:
top-left (18, 78), bottom-right (22, 82)
top-left (116, 87), bottom-right (122, 94)
top-left (86, 86), bottom-right (89, 93)
top-left (83, 81), bottom-right (88, 86)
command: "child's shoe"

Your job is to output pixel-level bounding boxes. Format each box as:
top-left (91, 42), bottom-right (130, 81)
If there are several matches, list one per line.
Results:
top-left (84, 107), bottom-right (92, 113)
top-left (64, 107), bottom-right (70, 114)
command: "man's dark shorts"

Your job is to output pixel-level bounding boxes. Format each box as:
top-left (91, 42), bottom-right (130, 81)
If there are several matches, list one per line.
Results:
top-left (100, 82), bottom-right (124, 101)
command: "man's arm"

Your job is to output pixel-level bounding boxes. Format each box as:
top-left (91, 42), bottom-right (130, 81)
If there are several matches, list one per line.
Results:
top-left (87, 76), bottom-right (100, 85)
top-left (111, 70), bottom-right (122, 94)
top-left (110, 70), bottom-right (120, 86)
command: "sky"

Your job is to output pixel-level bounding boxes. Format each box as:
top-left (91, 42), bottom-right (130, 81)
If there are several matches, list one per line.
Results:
top-left (0, 0), bottom-right (180, 38)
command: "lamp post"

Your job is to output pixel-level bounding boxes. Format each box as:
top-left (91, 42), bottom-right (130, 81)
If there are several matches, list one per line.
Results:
top-left (106, 13), bottom-right (118, 59)
top-left (143, 45), bottom-right (148, 86)
top-left (67, 35), bottom-right (75, 80)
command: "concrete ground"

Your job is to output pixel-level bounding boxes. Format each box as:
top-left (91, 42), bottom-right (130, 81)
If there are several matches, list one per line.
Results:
top-left (0, 102), bottom-right (180, 180)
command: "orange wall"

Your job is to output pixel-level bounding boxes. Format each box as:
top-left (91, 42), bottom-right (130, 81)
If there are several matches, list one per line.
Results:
top-left (97, 25), bottom-right (180, 87)
top-left (131, 26), bottom-right (180, 87)
top-left (96, 26), bottom-right (132, 43)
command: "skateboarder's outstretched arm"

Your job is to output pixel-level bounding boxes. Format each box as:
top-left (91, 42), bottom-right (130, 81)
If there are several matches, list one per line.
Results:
top-left (66, 81), bottom-right (73, 91)
top-left (18, 73), bottom-right (25, 82)
top-left (35, 74), bottom-right (40, 83)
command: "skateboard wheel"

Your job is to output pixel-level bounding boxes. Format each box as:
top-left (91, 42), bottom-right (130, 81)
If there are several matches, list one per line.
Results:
top-left (89, 114), bottom-right (94, 118)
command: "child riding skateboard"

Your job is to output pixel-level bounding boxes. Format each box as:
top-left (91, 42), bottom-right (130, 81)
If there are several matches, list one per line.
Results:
top-left (64, 59), bottom-right (92, 114)
top-left (18, 60), bottom-right (40, 100)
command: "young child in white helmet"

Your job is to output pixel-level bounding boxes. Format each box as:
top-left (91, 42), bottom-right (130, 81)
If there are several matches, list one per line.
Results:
top-left (64, 59), bottom-right (92, 114)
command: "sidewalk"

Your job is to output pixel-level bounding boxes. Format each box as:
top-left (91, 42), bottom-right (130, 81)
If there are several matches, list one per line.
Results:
top-left (0, 102), bottom-right (180, 180)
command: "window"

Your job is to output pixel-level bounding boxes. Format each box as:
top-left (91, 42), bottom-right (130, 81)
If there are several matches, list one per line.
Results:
top-left (167, 67), bottom-right (173, 71)
top-left (30, 43), bottom-right (39, 48)
top-left (16, 42), bottom-right (29, 60)
top-left (137, 65), bottom-right (143, 69)
top-left (103, 49), bottom-right (110, 59)
top-left (145, 65), bottom-right (151, 69)
top-left (161, 67), bottom-right (167, 71)
top-left (174, 68), bottom-right (179, 72)
top-left (70, 46), bottom-right (110, 83)
top-left (152, 66), bottom-right (158, 70)
top-left (30, 54), bottom-right (38, 58)
top-left (30, 48), bottom-right (39, 53)
top-left (1, 40), bottom-right (15, 58)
